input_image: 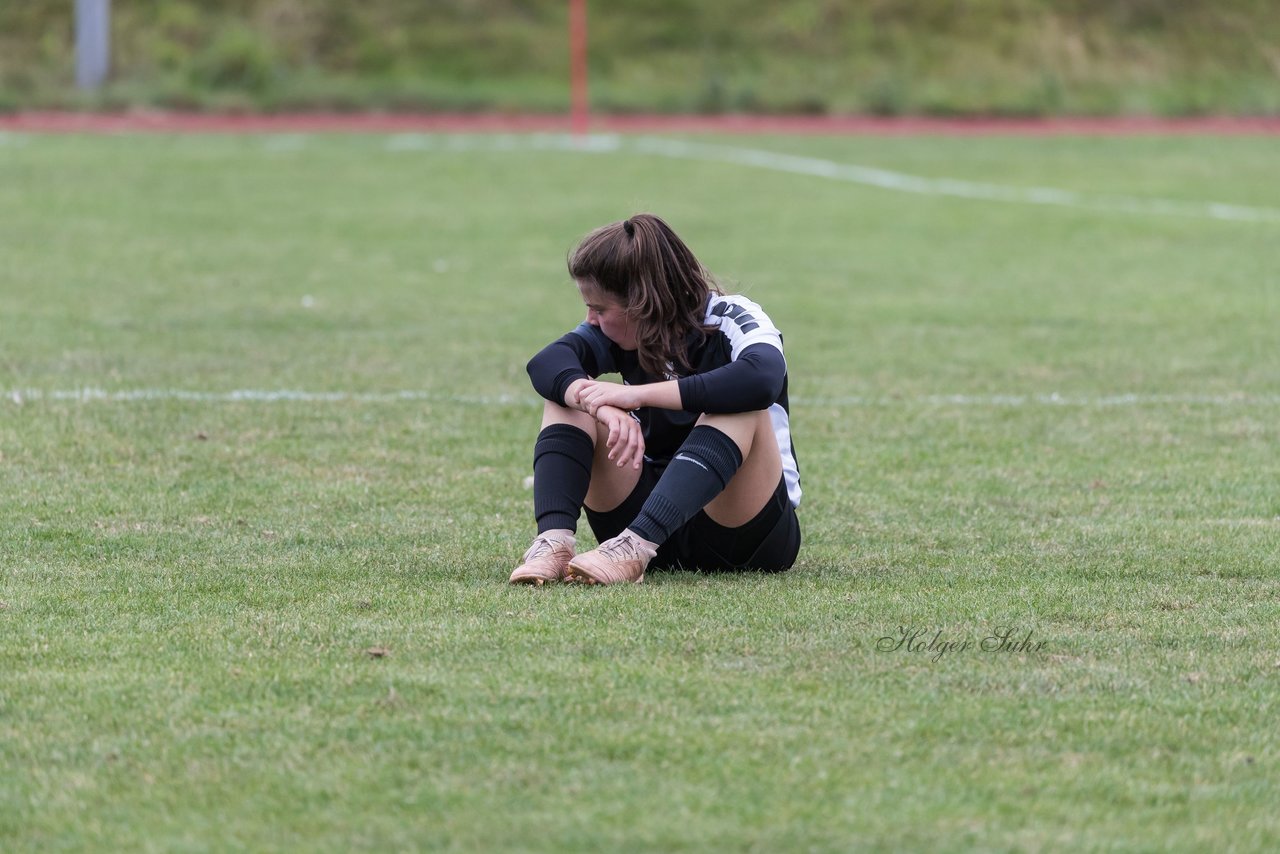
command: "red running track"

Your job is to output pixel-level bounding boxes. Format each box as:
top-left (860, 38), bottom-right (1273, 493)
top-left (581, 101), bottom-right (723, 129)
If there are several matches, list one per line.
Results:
top-left (3, 111), bottom-right (1280, 135)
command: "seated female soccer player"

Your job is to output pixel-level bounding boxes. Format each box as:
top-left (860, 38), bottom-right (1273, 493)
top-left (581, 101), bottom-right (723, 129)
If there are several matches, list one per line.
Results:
top-left (511, 213), bottom-right (801, 585)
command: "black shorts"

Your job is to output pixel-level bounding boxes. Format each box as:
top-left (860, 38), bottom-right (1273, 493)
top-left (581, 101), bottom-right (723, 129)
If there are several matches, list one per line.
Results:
top-left (584, 461), bottom-right (801, 573)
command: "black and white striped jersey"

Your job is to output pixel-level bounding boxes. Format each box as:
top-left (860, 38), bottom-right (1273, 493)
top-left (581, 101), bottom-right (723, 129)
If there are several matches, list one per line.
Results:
top-left (527, 293), bottom-right (801, 508)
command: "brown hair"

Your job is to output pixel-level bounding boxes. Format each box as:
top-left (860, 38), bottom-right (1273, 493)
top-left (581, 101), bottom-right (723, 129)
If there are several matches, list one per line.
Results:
top-left (567, 213), bottom-right (719, 378)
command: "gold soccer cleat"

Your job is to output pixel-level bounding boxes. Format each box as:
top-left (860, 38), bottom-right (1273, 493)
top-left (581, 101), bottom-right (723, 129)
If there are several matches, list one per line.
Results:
top-left (509, 531), bottom-right (576, 585)
top-left (565, 531), bottom-right (657, 585)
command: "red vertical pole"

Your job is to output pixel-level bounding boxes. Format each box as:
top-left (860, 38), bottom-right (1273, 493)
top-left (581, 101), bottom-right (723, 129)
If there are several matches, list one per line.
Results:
top-left (569, 0), bottom-right (589, 136)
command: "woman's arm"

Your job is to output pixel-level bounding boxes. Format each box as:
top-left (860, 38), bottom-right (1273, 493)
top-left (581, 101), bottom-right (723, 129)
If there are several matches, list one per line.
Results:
top-left (573, 379), bottom-right (681, 414)
top-left (527, 329), bottom-right (609, 406)
top-left (676, 344), bottom-right (786, 413)
top-left (574, 343), bottom-right (785, 415)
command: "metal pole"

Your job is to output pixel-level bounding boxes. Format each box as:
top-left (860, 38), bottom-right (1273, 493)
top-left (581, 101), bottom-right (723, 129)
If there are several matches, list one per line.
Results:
top-left (569, 0), bottom-right (589, 136)
top-left (75, 0), bottom-right (111, 90)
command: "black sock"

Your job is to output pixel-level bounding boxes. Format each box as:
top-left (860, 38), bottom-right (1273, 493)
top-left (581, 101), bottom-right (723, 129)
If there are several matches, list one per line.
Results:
top-left (532, 423), bottom-right (595, 534)
top-left (629, 425), bottom-right (743, 545)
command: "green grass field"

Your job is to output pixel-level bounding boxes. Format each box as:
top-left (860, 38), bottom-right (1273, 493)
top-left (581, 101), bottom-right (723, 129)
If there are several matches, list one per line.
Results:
top-left (2, 131), bottom-right (1278, 851)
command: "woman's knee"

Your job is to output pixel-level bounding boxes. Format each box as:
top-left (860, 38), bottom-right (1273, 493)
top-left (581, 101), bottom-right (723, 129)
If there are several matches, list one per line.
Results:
top-left (695, 410), bottom-right (773, 458)
top-left (540, 399), bottom-right (597, 438)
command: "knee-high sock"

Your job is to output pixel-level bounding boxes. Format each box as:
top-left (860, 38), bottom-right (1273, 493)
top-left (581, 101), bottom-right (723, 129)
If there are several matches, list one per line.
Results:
top-left (629, 425), bottom-right (743, 545)
top-left (532, 423), bottom-right (595, 534)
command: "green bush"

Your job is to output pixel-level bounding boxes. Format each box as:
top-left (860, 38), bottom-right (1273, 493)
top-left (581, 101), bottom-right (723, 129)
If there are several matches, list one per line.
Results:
top-left (189, 24), bottom-right (277, 93)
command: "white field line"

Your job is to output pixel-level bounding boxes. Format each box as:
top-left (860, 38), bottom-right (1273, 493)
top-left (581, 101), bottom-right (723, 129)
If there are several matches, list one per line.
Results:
top-left (3, 388), bottom-right (530, 406)
top-left (628, 137), bottom-right (1280, 224)
top-left (262, 133), bottom-right (309, 152)
top-left (383, 132), bottom-right (621, 153)
top-left (6, 388), bottom-right (1280, 408)
top-left (380, 132), bottom-right (1280, 224)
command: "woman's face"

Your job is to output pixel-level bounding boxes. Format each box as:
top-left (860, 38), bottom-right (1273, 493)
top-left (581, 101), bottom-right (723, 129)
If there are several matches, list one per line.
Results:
top-left (576, 279), bottom-right (638, 350)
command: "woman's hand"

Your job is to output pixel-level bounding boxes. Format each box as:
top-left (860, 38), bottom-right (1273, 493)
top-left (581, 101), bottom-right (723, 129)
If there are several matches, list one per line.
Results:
top-left (573, 379), bottom-right (647, 416)
top-left (593, 404), bottom-right (645, 470)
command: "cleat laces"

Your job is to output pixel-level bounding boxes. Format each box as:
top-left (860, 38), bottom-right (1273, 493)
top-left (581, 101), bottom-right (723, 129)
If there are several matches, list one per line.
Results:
top-left (599, 533), bottom-right (643, 562)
